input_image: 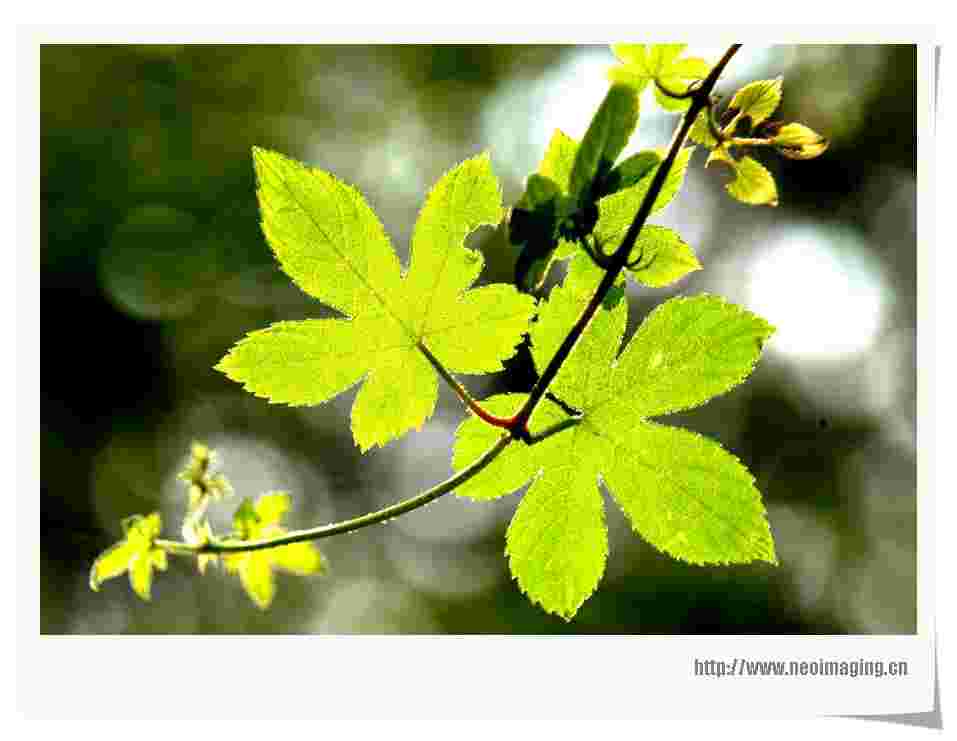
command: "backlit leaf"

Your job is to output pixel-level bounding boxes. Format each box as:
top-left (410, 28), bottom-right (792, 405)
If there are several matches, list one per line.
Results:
top-left (569, 84), bottom-right (640, 202)
top-left (538, 129), bottom-right (578, 193)
top-left (724, 156), bottom-right (779, 207)
top-left (218, 150), bottom-right (536, 451)
top-left (453, 257), bottom-right (776, 618)
top-left (89, 513), bottom-right (167, 601)
top-left (222, 492), bottom-right (324, 610)
top-left (727, 78), bottom-right (783, 128)
top-left (625, 226), bottom-right (702, 287)
top-left (689, 108), bottom-right (719, 147)
top-left (605, 150), bottom-right (661, 193)
top-left (654, 56), bottom-right (711, 112)
top-left (592, 146), bottom-right (694, 246)
top-left (609, 44), bottom-right (712, 112)
top-left (771, 122), bottom-right (829, 160)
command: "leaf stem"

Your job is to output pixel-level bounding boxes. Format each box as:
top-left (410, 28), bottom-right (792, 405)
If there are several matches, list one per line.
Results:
top-left (416, 341), bottom-right (518, 429)
top-left (725, 137), bottom-right (776, 148)
top-left (157, 432), bottom-right (513, 556)
top-left (508, 44), bottom-right (742, 439)
top-left (654, 78), bottom-right (699, 100)
top-left (156, 410), bottom-right (584, 558)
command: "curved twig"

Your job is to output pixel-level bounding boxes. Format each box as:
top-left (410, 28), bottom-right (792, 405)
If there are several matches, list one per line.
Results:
top-left (508, 44), bottom-right (743, 440)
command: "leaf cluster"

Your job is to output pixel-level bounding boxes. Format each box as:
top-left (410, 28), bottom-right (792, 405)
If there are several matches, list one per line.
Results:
top-left (690, 77), bottom-right (829, 206)
top-left (89, 43), bottom-right (831, 620)
top-left (508, 74), bottom-right (703, 292)
top-left (90, 443), bottom-right (323, 609)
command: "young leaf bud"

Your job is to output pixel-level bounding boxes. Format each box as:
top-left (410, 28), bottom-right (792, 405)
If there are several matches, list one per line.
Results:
top-left (771, 123), bottom-right (829, 160)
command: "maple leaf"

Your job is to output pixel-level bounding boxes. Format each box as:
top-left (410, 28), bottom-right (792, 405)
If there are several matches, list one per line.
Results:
top-left (222, 493), bottom-right (324, 609)
top-left (217, 149), bottom-right (536, 451)
top-left (452, 256), bottom-right (776, 619)
top-left (89, 513), bottom-right (168, 601)
top-left (608, 43), bottom-right (712, 112)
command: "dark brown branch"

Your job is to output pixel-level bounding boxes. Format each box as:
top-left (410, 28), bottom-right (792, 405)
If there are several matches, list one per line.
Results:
top-left (507, 44), bottom-right (742, 440)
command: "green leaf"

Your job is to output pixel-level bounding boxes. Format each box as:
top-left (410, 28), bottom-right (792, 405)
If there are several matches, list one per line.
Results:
top-left (254, 492), bottom-right (291, 527)
top-left (609, 44), bottom-right (686, 93)
top-left (520, 174), bottom-right (561, 210)
top-left (609, 44), bottom-right (711, 112)
top-left (605, 150), bottom-right (661, 193)
top-left (231, 497), bottom-right (261, 539)
top-left (727, 78), bottom-right (783, 128)
top-left (129, 549), bottom-right (167, 601)
top-left (218, 150), bottom-right (536, 451)
top-left (594, 421), bottom-right (778, 566)
top-left (551, 238), bottom-right (579, 263)
top-left (516, 123), bottom-right (684, 286)
top-left (645, 44), bottom-right (687, 75)
top-left (223, 492), bottom-right (324, 609)
top-left (705, 143), bottom-right (736, 169)
top-left (600, 293), bottom-right (775, 418)
top-left (271, 541), bottom-right (325, 575)
top-left (689, 108), bottom-right (719, 147)
top-left (90, 513), bottom-right (167, 601)
top-left (250, 147), bottom-right (402, 319)
top-left (538, 130), bottom-right (578, 193)
top-left (569, 84), bottom-right (640, 202)
top-left (536, 145), bottom-right (692, 277)
top-left (522, 256), bottom-right (624, 400)
top-left (626, 226), bottom-right (701, 287)
top-left (89, 541), bottom-right (137, 588)
top-left (179, 441), bottom-right (233, 508)
top-left (506, 456), bottom-right (608, 620)
top-left (178, 441), bottom-right (211, 487)
top-left (452, 260), bottom-right (776, 618)
top-left (593, 146), bottom-right (694, 246)
top-left (654, 56), bottom-right (711, 112)
top-left (510, 130), bottom-right (582, 290)
top-left (770, 122), bottom-right (829, 160)
top-left (723, 156), bottom-right (779, 207)
top-left (236, 550), bottom-right (276, 610)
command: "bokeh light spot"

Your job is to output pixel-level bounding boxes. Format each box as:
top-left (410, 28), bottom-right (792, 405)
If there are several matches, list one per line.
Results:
top-left (747, 226), bottom-right (889, 361)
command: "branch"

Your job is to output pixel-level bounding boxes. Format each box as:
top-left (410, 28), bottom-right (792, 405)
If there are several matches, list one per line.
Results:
top-left (654, 78), bottom-right (699, 100)
top-left (705, 100), bottom-right (728, 145)
top-left (157, 433), bottom-right (510, 556)
top-left (416, 341), bottom-right (518, 429)
top-left (508, 44), bottom-right (742, 438)
top-left (155, 415), bottom-right (582, 557)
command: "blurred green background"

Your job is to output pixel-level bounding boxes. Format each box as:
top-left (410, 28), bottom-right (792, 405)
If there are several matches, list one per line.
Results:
top-left (41, 44), bottom-right (917, 634)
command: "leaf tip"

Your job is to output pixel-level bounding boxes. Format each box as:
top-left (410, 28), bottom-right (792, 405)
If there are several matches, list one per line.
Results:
top-left (88, 563), bottom-right (102, 592)
top-left (251, 592), bottom-right (273, 610)
top-left (213, 350), bottom-right (250, 391)
top-left (250, 145), bottom-right (271, 170)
